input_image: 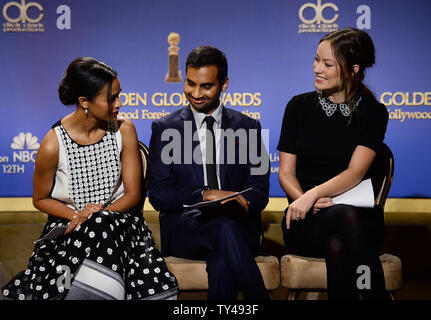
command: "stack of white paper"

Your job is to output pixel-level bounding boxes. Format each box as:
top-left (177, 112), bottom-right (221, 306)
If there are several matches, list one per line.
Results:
top-left (332, 179), bottom-right (375, 208)
top-left (34, 225), bottom-right (68, 243)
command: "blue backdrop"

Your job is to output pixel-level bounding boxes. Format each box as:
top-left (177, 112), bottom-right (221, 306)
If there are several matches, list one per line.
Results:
top-left (0, 0), bottom-right (430, 198)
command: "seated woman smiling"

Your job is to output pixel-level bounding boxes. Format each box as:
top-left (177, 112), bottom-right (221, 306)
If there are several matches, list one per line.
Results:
top-left (2, 57), bottom-right (178, 300)
top-left (277, 28), bottom-right (389, 300)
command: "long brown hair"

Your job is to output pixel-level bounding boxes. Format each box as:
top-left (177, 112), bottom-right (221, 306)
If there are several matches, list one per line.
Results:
top-left (320, 28), bottom-right (376, 114)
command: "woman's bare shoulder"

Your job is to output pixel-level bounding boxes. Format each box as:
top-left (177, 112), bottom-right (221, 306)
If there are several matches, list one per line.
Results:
top-left (41, 129), bottom-right (59, 154)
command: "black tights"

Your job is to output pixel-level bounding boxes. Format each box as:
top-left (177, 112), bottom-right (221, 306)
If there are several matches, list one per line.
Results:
top-left (282, 204), bottom-right (387, 300)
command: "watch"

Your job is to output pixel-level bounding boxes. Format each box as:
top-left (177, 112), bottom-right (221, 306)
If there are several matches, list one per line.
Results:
top-left (201, 186), bottom-right (210, 196)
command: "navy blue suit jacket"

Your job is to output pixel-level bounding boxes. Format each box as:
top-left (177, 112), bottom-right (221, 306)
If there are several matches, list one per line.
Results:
top-left (148, 106), bottom-right (270, 255)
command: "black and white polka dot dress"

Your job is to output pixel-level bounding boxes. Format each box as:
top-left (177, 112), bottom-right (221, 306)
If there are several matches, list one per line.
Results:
top-left (2, 121), bottom-right (178, 300)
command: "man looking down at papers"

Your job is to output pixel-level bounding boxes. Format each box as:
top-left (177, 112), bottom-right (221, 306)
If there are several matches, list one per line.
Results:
top-left (148, 46), bottom-right (270, 300)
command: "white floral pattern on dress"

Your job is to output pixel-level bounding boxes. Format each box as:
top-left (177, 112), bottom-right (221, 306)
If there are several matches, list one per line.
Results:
top-left (1, 122), bottom-right (177, 300)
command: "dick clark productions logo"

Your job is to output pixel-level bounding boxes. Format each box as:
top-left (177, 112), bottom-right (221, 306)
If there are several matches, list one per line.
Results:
top-left (298, 0), bottom-right (339, 33)
top-left (2, 0), bottom-right (43, 23)
top-left (2, 0), bottom-right (72, 32)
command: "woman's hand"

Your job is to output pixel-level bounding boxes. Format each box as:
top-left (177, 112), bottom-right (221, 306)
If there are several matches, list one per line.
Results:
top-left (64, 203), bottom-right (104, 235)
top-left (313, 197), bottom-right (334, 214)
top-left (286, 190), bottom-right (318, 229)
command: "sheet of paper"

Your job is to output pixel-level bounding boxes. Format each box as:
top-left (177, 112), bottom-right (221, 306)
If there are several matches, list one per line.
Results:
top-left (33, 225), bottom-right (68, 244)
top-left (183, 187), bottom-right (253, 209)
top-left (332, 179), bottom-right (374, 208)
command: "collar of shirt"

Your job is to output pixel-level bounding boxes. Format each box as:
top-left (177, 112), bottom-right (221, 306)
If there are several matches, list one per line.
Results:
top-left (191, 101), bottom-right (223, 130)
top-left (190, 101), bottom-right (223, 187)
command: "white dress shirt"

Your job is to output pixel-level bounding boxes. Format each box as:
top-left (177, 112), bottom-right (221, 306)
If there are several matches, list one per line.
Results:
top-left (191, 102), bottom-right (223, 188)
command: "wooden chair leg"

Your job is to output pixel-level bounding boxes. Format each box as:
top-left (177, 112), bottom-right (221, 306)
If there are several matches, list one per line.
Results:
top-left (268, 290), bottom-right (276, 300)
top-left (287, 289), bottom-right (300, 300)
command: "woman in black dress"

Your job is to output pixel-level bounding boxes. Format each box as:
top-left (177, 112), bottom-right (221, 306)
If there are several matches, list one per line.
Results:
top-left (2, 57), bottom-right (178, 300)
top-left (277, 28), bottom-right (389, 300)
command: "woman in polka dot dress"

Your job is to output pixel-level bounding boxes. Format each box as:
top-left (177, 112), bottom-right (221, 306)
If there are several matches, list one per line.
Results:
top-left (1, 57), bottom-right (178, 300)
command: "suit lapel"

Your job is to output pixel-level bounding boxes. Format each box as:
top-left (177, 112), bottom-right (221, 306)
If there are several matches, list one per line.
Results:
top-left (179, 106), bottom-right (204, 186)
top-left (220, 107), bottom-right (236, 189)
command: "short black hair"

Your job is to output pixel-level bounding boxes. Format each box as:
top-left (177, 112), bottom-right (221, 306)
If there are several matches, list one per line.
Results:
top-left (185, 46), bottom-right (228, 86)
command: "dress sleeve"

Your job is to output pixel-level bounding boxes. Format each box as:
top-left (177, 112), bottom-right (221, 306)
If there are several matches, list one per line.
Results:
top-left (277, 96), bottom-right (300, 154)
top-left (357, 99), bottom-right (389, 152)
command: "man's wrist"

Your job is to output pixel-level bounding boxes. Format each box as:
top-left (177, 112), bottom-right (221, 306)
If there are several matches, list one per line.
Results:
top-left (201, 186), bottom-right (210, 196)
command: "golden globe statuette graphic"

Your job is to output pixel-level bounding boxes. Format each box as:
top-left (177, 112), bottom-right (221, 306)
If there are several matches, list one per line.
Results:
top-left (165, 32), bottom-right (182, 83)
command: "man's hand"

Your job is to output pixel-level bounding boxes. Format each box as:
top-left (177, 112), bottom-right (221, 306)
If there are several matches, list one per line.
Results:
top-left (203, 189), bottom-right (233, 201)
top-left (203, 189), bottom-right (250, 214)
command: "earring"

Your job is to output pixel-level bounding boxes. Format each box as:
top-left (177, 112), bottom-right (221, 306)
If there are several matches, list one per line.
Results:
top-left (83, 105), bottom-right (88, 116)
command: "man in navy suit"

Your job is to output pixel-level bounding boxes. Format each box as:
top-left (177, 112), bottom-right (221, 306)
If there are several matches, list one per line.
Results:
top-left (148, 46), bottom-right (270, 300)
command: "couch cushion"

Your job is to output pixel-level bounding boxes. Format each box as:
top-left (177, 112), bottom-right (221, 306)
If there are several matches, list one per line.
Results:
top-left (281, 254), bottom-right (402, 291)
top-left (165, 255), bottom-right (280, 290)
